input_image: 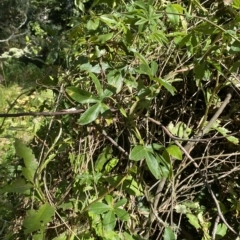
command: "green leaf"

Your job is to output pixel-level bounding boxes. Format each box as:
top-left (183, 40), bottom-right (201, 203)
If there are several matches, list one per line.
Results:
top-left (100, 14), bottom-right (118, 28)
top-left (150, 61), bottom-right (158, 76)
top-left (74, 0), bottom-right (85, 12)
top-left (152, 77), bottom-right (176, 95)
top-left (91, 63), bottom-right (110, 73)
top-left (101, 86), bottom-right (115, 98)
top-left (168, 121), bottom-right (192, 138)
top-left (66, 87), bottom-right (99, 104)
top-left (157, 152), bottom-right (171, 177)
top-left (52, 233), bottom-right (67, 240)
top-left (194, 62), bottom-right (205, 80)
top-left (139, 64), bottom-right (151, 75)
top-left (32, 231), bottom-right (44, 240)
top-left (86, 18), bottom-right (99, 30)
top-left (103, 210), bottom-right (116, 230)
top-left (212, 125), bottom-right (239, 144)
top-left (186, 213), bottom-right (200, 229)
top-left (107, 70), bottom-right (124, 93)
top-left (114, 208), bottom-right (129, 221)
top-left (121, 232), bottom-right (134, 240)
top-left (145, 145), bottom-right (155, 153)
top-left (80, 62), bottom-right (110, 73)
top-left (88, 202), bottom-right (111, 214)
top-left (95, 146), bottom-right (112, 172)
top-left (163, 227), bottom-right (176, 240)
top-left (134, 52), bottom-right (150, 69)
top-left (101, 230), bottom-right (119, 240)
top-left (14, 139), bottom-right (38, 183)
top-left (97, 33), bottom-right (114, 43)
top-left (129, 145), bottom-right (146, 161)
top-left (166, 4), bottom-right (179, 25)
top-left (105, 158), bottom-right (119, 172)
top-left (166, 145), bottom-right (182, 160)
top-left (58, 202), bottom-right (73, 211)
top-left (46, 51), bottom-right (58, 65)
top-left (135, 18), bottom-right (148, 26)
top-left (114, 198), bottom-right (127, 208)
top-left (134, 1), bottom-right (148, 11)
top-left (121, 176), bottom-right (143, 196)
top-left (233, 0), bottom-right (240, 9)
top-left (151, 143), bottom-right (164, 151)
top-left (0, 178), bottom-right (32, 194)
top-left (78, 103), bottom-right (102, 125)
top-left (105, 195), bottom-right (114, 207)
top-left (99, 0), bottom-right (117, 8)
top-left (226, 135), bottom-right (239, 145)
top-left (89, 72), bottom-right (103, 95)
top-left (145, 151), bottom-right (161, 179)
top-left (23, 203), bottom-right (55, 234)
top-left (175, 204), bottom-right (189, 214)
top-left (216, 223), bottom-right (227, 239)
top-left (151, 30), bottom-right (168, 44)
top-left (230, 40), bottom-right (240, 53)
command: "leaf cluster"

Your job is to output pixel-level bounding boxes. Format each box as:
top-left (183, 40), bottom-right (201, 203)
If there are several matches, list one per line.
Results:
top-left (1, 0), bottom-right (240, 239)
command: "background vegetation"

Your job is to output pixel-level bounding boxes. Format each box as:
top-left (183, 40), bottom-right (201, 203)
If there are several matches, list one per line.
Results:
top-left (1, 0), bottom-right (240, 239)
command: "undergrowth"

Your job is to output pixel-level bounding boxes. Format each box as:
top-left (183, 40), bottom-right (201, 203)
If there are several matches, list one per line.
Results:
top-left (1, 0), bottom-right (240, 239)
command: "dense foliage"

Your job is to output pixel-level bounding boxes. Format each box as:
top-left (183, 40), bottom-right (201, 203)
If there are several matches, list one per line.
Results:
top-left (1, 0), bottom-right (240, 239)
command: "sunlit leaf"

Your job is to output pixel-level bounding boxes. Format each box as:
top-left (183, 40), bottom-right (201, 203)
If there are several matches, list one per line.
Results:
top-left (88, 202), bottom-right (111, 214)
top-left (95, 146), bottom-right (112, 172)
top-left (166, 145), bottom-right (182, 160)
top-left (150, 61), bottom-right (158, 76)
top-left (167, 121), bottom-right (192, 138)
top-left (151, 30), bottom-right (168, 44)
top-left (107, 70), bottom-right (124, 93)
top-left (121, 176), bottom-right (143, 196)
top-left (86, 18), bottom-right (99, 30)
top-left (230, 40), bottom-right (240, 53)
top-left (134, 51), bottom-right (149, 68)
top-left (97, 33), bottom-right (114, 43)
top-left (80, 62), bottom-right (110, 73)
top-left (216, 223), bottom-right (227, 238)
top-left (233, 0), bottom-right (240, 9)
top-left (175, 204), bottom-right (188, 214)
top-left (105, 158), bottom-right (119, 172)
top-left (103, 210), bottom-right (116, 230)
top-left (89, 72), bottom-right (103, 95)
top-left (186, 213), bottom-right (200, 229)
top-left (100, 14), bottom-right (118, 27)
top-left (114, 208), bottom-right (129, 221)
top-left (134, 1), bottom-right (148, 11)
top-left (114, 198), bottom-right (127, 208)
top-left (166, 4), bottom-right (179, 25)
top-left (163, 227), bottom-right (176, 240)
top-left (129, 145), bottom-right (146, 161)
top-left (135, 18), bottom-right (148, 26)
top-left (78, 103), bottom-right (102, 125)
top-left (152, 77), bottom-right (176, 95)
top-left (226, 136), bottom-right (239, 145)
top-left (74, 0), bottom-right (85, 12)
top-left (23, 203), bottom-right (55, 234)
top-left (66, 87), bottom-right (99, 104)
top-left (52, 233), bottom-right (67, 240)
top-left (105, 195), bottom-right (114, 206)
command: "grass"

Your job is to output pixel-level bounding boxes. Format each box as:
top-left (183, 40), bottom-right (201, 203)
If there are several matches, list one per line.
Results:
top-left (0, 60), bottom-right (44, 164)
